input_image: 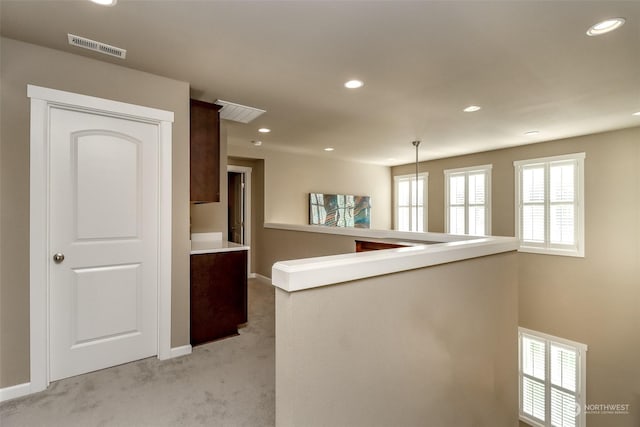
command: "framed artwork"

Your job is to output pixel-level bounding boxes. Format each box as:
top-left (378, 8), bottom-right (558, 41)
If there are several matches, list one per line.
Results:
top-left (309, 193), bottom-right (371, 228)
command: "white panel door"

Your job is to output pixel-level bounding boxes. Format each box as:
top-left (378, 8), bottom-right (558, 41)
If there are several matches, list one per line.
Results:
top-left (49, 107), bottom-right (159, 381)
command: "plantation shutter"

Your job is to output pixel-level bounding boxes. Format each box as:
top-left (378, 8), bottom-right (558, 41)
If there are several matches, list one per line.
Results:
top-left (522, 335), bottom-right (546, 422)
top-left (520, 329), bottom-right (584, 427)
top-left (397, 178), bottom-right (410, 231)
top-left (521, 165), bottom-right (545, 243)
top-left (550, 344), bottom-right (578, 427)
top-left (549, 161), bottom-right (576, 246)
top-left (445, 165), bottom-right (491, 235)
top-left (516, 154), bottom-right (583, 256)
top-left (395, 174), bottom-right (427, 232)
top-left (449, 174), bottom-right (465, 234)
top-left (468, 172), bottom-right (486, 235)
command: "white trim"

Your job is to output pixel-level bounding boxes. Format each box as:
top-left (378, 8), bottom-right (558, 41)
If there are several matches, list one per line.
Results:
top-left (157, 119), bottom-right (173, 360)
top-left (393, 172), bottom-right (428, 231)
top-left (0, 382), bottom-right (32, 403)
top-left (253, 273), bottom-right (272, 284)
top-left (514, 152), bottom-right (586, 167)
top-left (169, 345), bottom-right (193, 359)
top-left (227, 165), bottom-right (252, 276)
top-left (27, 85), bottom-right (174, 122)
top-left (248, 272), bottom-right (257, 279)
top-left (28, 84), bottom-right (173, 390)
top-left (444, 164), bottom-right (492, 236)
top-left (514, 152), bottom-right (585, 257)
top-left (443, 164), bottom-right (493, 174)
top-left (519, 327), bottom-right (588, 352)
top-left (29, 97), bottom-right (49, 394)
top-left (272, 235), bottom-right (518, 292)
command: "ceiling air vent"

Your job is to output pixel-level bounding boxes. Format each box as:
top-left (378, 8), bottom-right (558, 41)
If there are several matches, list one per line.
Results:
top-left (214, 99), bottom-right (266, 123)
top-left (67, 34), bottom-right (127, 59)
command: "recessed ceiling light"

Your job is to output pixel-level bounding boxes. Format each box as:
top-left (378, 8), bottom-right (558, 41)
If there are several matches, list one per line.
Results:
top-left (524, 131), bottom-right (540, 136)
top-left (258, 128), bottom-right (271, 133)
top-left (632, 111), bottom-right (640, 116)
top-left (89, 0), bottom-right (117, 6)
top-left (587, 18), bottom-right (626, 36)
top-left (344, 80), bottom-right (364, 89)
top-left (463, 105), bottom-right (481, 112)
top-left (324, 147), bottom-right (335, 152)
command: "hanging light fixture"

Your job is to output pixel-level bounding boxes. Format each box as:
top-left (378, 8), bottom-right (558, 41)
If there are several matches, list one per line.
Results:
top-left (412, 140), bottom-right (421, 231)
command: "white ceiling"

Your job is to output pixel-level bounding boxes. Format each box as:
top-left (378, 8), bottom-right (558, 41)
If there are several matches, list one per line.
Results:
top-left (2, 0), bottom-right (639, 165)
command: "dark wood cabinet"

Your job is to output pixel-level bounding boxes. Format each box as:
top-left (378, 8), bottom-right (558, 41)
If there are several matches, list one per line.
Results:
top-left (190, 250), bottom-right (248, 346)
top-left (190, 99), bottom-right (222, 203)
top-left (355, 240), bottom-right (406, 252)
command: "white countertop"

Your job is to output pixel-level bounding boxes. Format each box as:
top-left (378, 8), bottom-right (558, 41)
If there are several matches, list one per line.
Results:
top-left (268, 223), bottom-right (519, 292)
top-left (190, 232), bottom-right (250, 255)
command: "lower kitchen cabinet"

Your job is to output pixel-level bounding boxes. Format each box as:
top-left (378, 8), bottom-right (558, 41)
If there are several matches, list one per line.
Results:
top-left (190, 250), bottom-right (248, 346)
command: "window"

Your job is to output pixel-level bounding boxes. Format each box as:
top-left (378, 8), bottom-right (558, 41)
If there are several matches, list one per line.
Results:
top-left (394, 173), bottom-right (428, 232)
top-left (514, 153), bottom-right (585, 257)
top-left (519, 327), bottom-right (587, 427)
top-left (444, 165), bottom-right (492, 235)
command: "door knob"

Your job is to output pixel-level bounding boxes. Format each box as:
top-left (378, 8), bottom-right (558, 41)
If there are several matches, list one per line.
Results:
top-left (53, 253), bottom-right (65, 263)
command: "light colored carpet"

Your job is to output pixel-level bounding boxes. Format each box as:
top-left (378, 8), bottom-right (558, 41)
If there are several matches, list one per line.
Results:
top-left (0, 279), bottom-right (275, 427)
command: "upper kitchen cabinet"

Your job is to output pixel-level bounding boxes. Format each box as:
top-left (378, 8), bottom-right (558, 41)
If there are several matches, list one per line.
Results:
top-left (190, 99), bottom-right (222, 203)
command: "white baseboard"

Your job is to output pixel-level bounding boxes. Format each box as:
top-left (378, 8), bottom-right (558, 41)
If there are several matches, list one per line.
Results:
top-left (169, 344), bottom-right (192, 358)
top-left (0, 346), bottom-right (192, 403)
top-left (0, 382), bottom-right (32, 403)
top-left (253, 273), bottom-right (272, 284)
top-left (248, 272), bottom-right (257, 279)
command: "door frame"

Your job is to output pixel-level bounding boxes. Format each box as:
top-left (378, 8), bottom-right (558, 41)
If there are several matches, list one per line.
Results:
top-left (227, 165), bottom-right (251, 276)
top-left (28, 85), bottom-right (174, 393)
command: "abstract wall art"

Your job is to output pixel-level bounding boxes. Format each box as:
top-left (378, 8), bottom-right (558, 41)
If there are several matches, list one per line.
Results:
top-left (309, 193), bottom-right (371, 228)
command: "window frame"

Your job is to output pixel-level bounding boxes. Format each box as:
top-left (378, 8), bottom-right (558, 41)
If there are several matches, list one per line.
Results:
top-left (518, 327), bottom-right (587, 427)
top-left (444, 164), bottom-right (492, 236)
top-left (514, 153), bottom-right (585, 257)
top-left (393, 172), bottom-right (428, 232)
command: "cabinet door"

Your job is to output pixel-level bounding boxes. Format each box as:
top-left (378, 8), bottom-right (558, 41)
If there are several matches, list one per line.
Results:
top-left (190, 99), bottom-right (221, 203)
top-left (190, 251), bottom-right (247, 345)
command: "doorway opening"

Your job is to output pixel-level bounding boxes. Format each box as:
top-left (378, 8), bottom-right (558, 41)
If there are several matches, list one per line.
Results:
top-left (227, 165), bottom-right (252, 275)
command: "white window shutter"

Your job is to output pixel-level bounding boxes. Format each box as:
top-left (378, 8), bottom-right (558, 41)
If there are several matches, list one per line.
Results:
top-left (519, 328), bottom-right (587, 427)
top-left (444, 165), bottom-right (491, 235)
top-left (523, 377), bottom-right (546, 421)
top-left (394, 174), bottom-right (427, 232)
top-left (515, 153), bottom-right (585, 256)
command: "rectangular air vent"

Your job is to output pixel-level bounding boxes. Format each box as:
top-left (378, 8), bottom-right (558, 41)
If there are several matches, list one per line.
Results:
top-left (214, 99), bottom-right (266, 123)
top-left (68, 34), bottom-right (127, 59)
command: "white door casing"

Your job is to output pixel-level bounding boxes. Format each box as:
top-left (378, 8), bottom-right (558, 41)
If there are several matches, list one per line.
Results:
top-left (29, 85), bottom-right (173, 391)
top-left (227, 165), bottom-right (251, 276)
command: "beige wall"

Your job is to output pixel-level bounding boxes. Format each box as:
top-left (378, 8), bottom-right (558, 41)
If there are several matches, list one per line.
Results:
top-left (228, 144), bottom-right (392, 229)
top-left (392, 127), bottom-right (640, 427)
top-left (0, 38), bottom-right (191, 388)
top-left (227, 145), bottom-right (392, 278)
top-left (227, 155), bottom-right (357, 278)
top-left (276, 252), bottom-right (518, 426)
top-left (258, 228), bottom-right (359, 277)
